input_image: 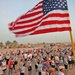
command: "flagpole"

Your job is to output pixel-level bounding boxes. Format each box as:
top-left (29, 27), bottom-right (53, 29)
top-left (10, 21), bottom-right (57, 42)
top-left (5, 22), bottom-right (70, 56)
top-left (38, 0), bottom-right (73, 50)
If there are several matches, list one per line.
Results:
top-left (69, 31), bottom-right (75, 60)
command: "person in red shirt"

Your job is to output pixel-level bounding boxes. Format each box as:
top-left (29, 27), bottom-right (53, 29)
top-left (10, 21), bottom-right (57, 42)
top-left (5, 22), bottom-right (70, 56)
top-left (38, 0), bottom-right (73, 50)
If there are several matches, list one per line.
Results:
top-left (8, 58), bottom-right (13, 75)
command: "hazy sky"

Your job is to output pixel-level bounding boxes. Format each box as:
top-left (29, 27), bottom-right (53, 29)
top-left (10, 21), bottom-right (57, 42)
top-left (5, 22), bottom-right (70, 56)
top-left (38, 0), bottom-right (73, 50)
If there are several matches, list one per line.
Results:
top-left (0, 0), bottom-right (75, 44)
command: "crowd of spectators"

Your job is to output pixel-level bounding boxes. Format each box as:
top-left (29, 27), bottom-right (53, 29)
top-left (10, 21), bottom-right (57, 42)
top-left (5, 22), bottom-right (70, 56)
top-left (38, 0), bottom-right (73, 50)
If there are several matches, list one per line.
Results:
top-left (0, 43), bottom-right (75, 75)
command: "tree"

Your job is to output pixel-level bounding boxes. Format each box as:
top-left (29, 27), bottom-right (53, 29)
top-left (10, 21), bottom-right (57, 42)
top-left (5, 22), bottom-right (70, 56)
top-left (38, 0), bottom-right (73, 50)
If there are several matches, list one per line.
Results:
top-left (5, 41), bottom-right (11, 48)
top-left (0, 42), bottom-right (4, 48)
top-left (12, 40), bottom-right (18, 48)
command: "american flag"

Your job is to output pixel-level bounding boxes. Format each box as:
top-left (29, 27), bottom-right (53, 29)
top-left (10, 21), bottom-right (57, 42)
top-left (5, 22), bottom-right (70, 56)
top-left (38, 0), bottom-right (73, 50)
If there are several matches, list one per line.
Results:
top-left (9, 0), bottom-right (71, 37)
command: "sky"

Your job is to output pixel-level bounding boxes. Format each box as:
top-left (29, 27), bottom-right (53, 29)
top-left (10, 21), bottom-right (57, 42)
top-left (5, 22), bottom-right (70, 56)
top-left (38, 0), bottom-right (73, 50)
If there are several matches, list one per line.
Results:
top-left (0, 0), bottom-right (75, 44)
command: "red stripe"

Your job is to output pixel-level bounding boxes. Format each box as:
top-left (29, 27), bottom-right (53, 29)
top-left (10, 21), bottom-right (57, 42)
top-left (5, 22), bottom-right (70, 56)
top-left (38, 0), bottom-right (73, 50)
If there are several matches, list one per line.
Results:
top-left (30, 6), bottom-right (42, 12)
top-left (43, 13), bottom-right (69, 21)
top-left (16, 13), bottom-right (43, 24)
top-left (46, 13), bottom-right (69, 17)
top-left (9, 20), bottom-right (70, 31)
top-left (41, 20), bottom-right (70, 26)
top-left (15, 27), bottom-right (71, 37)
top-left (18, 10), bottom-right (42, 20)
top-left (9, 13), bottom-right (70, 30)
top-left (16, 13), bottom-right (69, 24)
top-left (29, 1), bottom-right (43, 11)
top-left (8, 0), bottom-right (71, 37)
top-left (13, 26), bottom-right (37, 34)
top-left (9, 22), bottom-right (14, 27)
top-left (9, 19), bottom-right (41, 30)
top-left (13, 27), bottom-right (71, 35)
top-left (31, 27), bottom-right (71, 35)
top-left (18, 1), bottom-right (43, 19)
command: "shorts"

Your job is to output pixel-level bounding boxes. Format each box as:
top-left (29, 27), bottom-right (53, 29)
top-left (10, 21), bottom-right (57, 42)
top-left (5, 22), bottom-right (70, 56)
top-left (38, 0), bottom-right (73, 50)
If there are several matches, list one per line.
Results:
top-left (68, 60), bottom-right (72, 64)
top-left (3, 69), bottom-right (6, 71)
top-left (51, 65), bottom-right (55, 68)
top-left (20, 73), bottom-right (24, 75)
top-left (64, 64), bottom-right (68, 69)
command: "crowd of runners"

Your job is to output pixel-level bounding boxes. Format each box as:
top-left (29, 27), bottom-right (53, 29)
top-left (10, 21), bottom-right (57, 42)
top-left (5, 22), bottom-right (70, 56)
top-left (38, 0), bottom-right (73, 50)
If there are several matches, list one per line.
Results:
top-left (0, 43), bottom-right (75, 75)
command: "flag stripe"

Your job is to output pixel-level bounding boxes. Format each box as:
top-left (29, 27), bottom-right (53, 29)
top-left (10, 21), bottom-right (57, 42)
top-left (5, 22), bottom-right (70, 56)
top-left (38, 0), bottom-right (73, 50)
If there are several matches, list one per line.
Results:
top-left (9, 10), bottom-right (70, 31)
top-left (17, 10), bottom-right (69, 23)
top-left (8, 0), bottom-right (71, 37)
top-left (9, 19), bottom-right (70, 31)
top-left (16, 13), bottom-right (69, 25)
top-left (16, 27), bottom-right (71, 37)
top-left (11, 23), bottom-right (70, 34)
top-left (9, 13), bottom-right (70, 27)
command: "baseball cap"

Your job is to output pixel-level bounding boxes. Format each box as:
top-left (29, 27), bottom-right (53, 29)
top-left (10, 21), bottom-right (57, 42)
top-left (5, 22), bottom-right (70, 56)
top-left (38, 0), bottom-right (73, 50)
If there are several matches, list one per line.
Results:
top-left (59, 66), bottom-right (65, 70)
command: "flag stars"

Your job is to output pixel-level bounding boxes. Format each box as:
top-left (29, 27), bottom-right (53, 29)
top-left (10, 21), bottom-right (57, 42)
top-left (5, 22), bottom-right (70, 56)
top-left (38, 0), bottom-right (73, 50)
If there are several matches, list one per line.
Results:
top-left (63, 6), bottom-right (65, 8)
top-left (61, 3), bottom-right (63, 6)
top-left (49, 9), bottom-right (50, 11)
top-left (65, 4), bottom-right (67, 7)
top-left (47, 2), bottom-right (49, 5)
top-left (56, 4), bottom-right (58, 6)
top-left (58, 2), bottom-right (60, 4)
top-left (42, 0), bottom-right (68, 15)
top-left (60, 0), bottom-right (62, 2)
top-left (51, 6), bottom-right (52, 8)
top-left (59, 5), bottom-right (61, 8)
top-left (54, 6), bottom-right (56, 8)
top-left (50, 4), bottom-right (52, 6)
top-left (64, 0), bottom-right (67, 2)
top-left (62, 2), bottom-right (65, 5)
top-left (55, 2), bottom-right (57, 4)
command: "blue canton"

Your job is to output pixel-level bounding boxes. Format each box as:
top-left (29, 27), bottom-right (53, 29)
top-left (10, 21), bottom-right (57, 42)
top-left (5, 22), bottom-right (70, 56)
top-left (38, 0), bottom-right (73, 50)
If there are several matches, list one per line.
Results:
top-left (42, 0), bottom-right (68, 15)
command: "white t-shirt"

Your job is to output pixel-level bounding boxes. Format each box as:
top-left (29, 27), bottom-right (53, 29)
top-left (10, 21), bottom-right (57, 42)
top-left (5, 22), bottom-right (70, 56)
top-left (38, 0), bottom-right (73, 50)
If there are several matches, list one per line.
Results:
top-left (58, 71), bottom-right (64, 75)
top-left (2, 61), bottom-right (6, 70)
top-left (6, 54), bottom-right (10, 59)
top-left (68, 55), bottom-right (71, 61)
top-left (20, 66), bottom-right (25, 73)
top-left (28, 54), bottom-right (32, 59)
top-left (38, 64), bottom-right (42, 71)
top-left (0, 67), bottom-right (3, 74)
top-left (41, 71), bottom-right (46, 75)
top-left (24, 53), bottom-right (28, 59)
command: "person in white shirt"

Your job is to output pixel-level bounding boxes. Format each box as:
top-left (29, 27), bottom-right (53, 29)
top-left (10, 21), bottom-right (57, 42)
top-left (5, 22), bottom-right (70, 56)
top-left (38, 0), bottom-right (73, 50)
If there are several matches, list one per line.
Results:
top-left (2, 58), bottom-right (6, 75)
top-left (41, 66), bottom-right (49, 75)
top-left (0, 63), bottom-right (3, 75)
top-left (0, 54), bottom-right (2, 63)
top-left (23, 52), bottom-right (28, 61)
top-left (5, 53), bottom-right (10, 65)
top-left (17, 59), bottom-right (26, 75)
top-left (58, 66), bottom-right (65, 75)
top-left (38, 61), bottom-right (43, 75)
top-left (20, 64), bottom-right (25, 75)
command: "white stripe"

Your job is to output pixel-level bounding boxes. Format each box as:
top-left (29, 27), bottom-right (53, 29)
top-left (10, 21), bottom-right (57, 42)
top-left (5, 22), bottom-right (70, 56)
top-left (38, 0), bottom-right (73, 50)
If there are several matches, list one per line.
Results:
top-left (33, 1), bottom-right (42, 8)
top-left (15, 15), bottom-right (43, 27)
top-left (17, 12), bottom-right (43, 23)
top-left (17, 10), bottom-right (68, 23)
top-left (36, 24), bottom-right (71, 30)
top-left (15, 16), bottom-right (69, 28)
top-left (49, 10), bottom-right (69, 14)
top-left (15, 24), bottom-right (70, 37)
top-left (15, 10), bottom-right (69, 27)
top-left (12, 13), bottom-right (70, 32)
top-left (11, 23), bottom-right (70, 33)
top-left (9, 22), bottom-right (15, 28)
top-left (27, 2), bottom-right (42, 15)
top-left (27, 8), bottom-right (42, 15)
top-left (11, 10), bottom-right (70, 33)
